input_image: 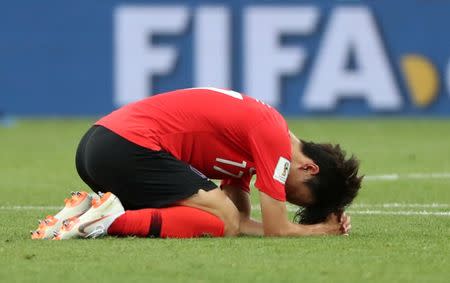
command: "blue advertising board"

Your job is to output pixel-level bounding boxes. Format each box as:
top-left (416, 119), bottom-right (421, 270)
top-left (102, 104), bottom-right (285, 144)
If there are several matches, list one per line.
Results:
top-left (1, 0), bottom-right (450, 116)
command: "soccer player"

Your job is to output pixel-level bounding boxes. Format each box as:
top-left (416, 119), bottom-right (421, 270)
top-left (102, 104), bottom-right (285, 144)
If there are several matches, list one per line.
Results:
top-left (32, 87), bottom-right (361, 240)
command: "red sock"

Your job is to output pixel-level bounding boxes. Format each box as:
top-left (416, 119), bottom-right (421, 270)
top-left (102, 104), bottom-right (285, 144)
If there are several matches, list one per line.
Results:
top-left (107, 206), bottom-right (225, 238)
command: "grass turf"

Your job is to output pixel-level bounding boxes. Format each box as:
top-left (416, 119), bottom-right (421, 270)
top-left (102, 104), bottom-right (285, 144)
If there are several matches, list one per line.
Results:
top-left (0, 119), bottom-right (449, 283)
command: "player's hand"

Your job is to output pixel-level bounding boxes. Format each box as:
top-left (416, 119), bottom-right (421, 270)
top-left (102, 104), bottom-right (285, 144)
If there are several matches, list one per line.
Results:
top-left (323, 211), bottom-right (351, 235)
top-left (339, 211), bottom-right (351, 235)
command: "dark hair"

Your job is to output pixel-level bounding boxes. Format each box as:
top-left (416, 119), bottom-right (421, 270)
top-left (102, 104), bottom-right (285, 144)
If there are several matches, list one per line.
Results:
top-left (294, 141), bottom-right (363, 224)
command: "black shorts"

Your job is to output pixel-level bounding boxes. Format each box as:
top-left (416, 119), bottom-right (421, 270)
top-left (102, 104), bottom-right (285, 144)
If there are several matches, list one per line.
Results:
top-left (75, 125), bottom-right (217, 209)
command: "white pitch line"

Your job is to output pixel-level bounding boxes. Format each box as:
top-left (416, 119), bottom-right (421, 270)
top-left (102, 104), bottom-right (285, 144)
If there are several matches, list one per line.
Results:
top-left (0, 205), bottom-right (62, 210)
top-left (351, 203), bottom-right (449, 208)
top-left (287, 203), bottom-right (450, 209)
top-left (250, 205), bottom-right (450, 216)
top-left (346, 210), bottom-right (450, 216)
top-left (365, 173), bottom-right (450, 181)
top-left (219, 173), bottom-right (450, 183)
top-left (2, 204), bottom-right (450, 217)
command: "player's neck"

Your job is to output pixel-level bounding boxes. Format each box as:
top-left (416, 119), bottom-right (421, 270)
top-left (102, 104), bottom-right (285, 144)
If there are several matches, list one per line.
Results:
top-left (290, 132), bottom-right (302, 167)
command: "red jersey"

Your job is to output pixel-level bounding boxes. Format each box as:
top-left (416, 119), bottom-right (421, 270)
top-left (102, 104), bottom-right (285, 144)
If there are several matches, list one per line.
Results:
top-left (96, 88), bottom-right (291, 201)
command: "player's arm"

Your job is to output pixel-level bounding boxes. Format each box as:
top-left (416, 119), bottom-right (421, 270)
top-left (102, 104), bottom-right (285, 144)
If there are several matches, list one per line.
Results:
top-left (222, 184), bottom-right (264, 236)
top-left (259, 191), bottom-right (350, 236)
top-left (247, 113), bottom-right (350, 236)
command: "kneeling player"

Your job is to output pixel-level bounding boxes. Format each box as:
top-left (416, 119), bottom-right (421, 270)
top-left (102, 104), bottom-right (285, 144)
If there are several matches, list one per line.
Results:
top-left (32, 88), bottom-right (361, 240)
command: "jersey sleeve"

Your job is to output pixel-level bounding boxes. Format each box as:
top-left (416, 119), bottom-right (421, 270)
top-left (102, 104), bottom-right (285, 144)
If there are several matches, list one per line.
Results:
top-left (248, 116), bottom-right (292, 201)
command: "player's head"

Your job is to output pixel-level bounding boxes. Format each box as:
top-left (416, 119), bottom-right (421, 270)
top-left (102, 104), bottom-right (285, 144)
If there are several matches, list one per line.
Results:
top-left (285, 140), bottom-right (363, 224)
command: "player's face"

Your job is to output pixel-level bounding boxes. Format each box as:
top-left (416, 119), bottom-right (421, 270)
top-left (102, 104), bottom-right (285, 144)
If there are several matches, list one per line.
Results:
top-left (287, 133), bottom-right (319, 206)
top-left (285, 177), bottom-right (315, 207)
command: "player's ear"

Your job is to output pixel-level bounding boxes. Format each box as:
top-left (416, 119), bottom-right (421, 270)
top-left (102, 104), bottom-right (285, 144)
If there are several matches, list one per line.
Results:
top-left (301, 163), bottom-right (319, 175)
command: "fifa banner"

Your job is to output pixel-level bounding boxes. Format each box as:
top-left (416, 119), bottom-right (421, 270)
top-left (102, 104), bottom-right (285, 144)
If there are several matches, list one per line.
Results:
top-left (1, 0), bottom-right (450, 116)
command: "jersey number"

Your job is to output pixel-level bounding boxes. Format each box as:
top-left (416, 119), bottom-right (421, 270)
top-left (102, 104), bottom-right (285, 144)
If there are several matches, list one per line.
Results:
top-left (213, 158), bottom-right (247, 178)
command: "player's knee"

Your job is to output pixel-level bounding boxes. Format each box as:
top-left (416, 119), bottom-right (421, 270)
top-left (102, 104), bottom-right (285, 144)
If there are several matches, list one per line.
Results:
top-left (222, 207), bottom-right (240, 236)
top-left (181, 188), bottom-right (240, 236)
top-left (217, 192), bottom-right (240, 236)
top-left (203, 190), bottom-right (240, 236)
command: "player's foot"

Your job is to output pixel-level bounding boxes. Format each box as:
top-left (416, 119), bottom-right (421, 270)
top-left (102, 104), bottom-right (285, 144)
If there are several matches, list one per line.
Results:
top-left (31, 191), bottom-right (93, 240)
top-left (53, 192), bottom-right (124, 240)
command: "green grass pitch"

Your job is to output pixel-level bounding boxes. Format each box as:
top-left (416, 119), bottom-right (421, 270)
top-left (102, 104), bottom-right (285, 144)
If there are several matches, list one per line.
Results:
top-left (0, 119), bottom-right (449, 283)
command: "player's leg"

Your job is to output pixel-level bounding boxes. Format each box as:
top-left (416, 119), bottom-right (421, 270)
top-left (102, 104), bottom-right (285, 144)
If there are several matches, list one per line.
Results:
top-left (107, 188), bottom-right (240, 238)
top-left (108, 205), bottom-right (226, 238)
top-left (51, 191), bottom-right (232, 239)
top-left (83, 126), bottom-right (239, 236)
top-left (55, 125), bottom-right (238, 239)
top-left (54, 193), bottom-right (229, 239)
top-left (177, 188), bottom-right (240, 236)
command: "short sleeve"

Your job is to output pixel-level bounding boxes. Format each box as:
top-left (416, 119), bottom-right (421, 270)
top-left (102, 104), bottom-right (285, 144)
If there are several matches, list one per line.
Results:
top-left (248, 115), bottom-right (292, 201)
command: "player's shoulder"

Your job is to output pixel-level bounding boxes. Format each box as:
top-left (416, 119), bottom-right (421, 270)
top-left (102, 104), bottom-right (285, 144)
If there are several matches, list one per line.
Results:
top-left (163, 87), bottom-right (287, 125)
top-left (247, 98), bottom-right (288, 129)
